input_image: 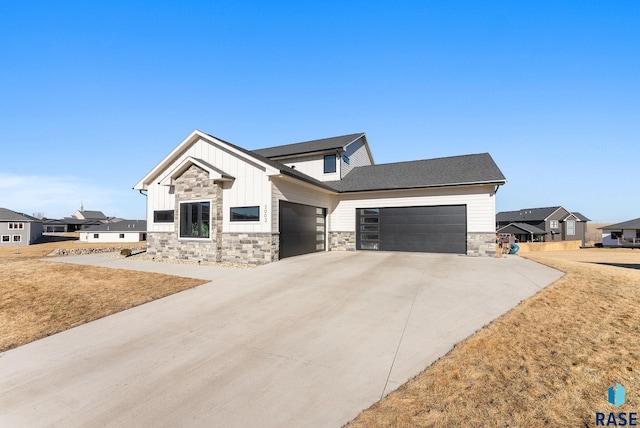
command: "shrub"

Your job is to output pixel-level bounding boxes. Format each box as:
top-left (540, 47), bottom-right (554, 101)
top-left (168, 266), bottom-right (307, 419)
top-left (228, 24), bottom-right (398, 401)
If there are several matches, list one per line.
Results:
top-left (120, 248), bottom-right (132, 257)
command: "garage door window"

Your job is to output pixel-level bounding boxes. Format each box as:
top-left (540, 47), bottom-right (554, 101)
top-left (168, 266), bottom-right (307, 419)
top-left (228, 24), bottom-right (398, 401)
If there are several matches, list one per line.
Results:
top-left (358, 208), bottom-right (380, 250)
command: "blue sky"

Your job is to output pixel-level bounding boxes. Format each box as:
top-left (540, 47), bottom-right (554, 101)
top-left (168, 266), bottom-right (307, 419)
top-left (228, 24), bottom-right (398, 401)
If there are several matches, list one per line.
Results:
top-left (1, 1), bottom-right (638, 223)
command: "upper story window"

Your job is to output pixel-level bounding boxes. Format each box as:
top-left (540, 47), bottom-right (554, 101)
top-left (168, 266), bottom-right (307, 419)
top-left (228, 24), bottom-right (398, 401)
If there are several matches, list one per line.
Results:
top-left (550, 220), bottom-right (558, 229)
top-left (324, 155), bottom-right (336, 173)
top-left (567, 220), bottom-right (575, 235)
top-left (230, 206), bottom-right (259, 222)
top-left (342, 154), bottom-right (350, 164)
top-left (8, 222), bottom-right (24, 230)
top-left (180, 201), bottom-right (210, 238)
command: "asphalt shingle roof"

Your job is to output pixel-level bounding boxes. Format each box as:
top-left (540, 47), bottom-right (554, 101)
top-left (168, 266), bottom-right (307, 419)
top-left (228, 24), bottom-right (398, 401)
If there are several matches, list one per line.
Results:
top-left (496, 207), bottom-right (562, 223)
top-left (82, 220), bottom-right (147, 232)
top-left (0, 208), bottom-right (40, 222)
top-left (252, 133), bottom-right (364, 158)
top-left (600, 218), bottom-right (640, 230)
top-left (497, 222), bottom-right (547, 235)
top-left (325, 153), bottom-right (506, 192)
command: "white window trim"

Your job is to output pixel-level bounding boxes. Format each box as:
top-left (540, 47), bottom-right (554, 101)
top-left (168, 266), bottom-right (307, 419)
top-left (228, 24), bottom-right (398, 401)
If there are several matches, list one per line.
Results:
top-left (12, 235), bottom-right (22, 242)
top-left (1, 235), bottom-right (9, 242)
top-left (178, 199), bottom-right (213, 241)
top-left (550, 220), bottom-right (558, 229)
top-left (567, 220), bottom-right (576, 236)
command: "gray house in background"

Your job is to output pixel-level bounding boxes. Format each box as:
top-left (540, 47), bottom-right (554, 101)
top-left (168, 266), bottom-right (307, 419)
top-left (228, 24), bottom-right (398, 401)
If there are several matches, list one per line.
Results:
top-left (496, 206), bottom-right (590, 245)
top-left (0, 208), bottom-right (43, 245)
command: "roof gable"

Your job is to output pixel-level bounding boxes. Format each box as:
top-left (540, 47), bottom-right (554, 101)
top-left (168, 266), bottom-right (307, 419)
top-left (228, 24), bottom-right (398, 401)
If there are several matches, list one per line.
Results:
top-left (253, 133), bottom-right (365, 159)
top-left (158, 156), bottom-right (234, 186)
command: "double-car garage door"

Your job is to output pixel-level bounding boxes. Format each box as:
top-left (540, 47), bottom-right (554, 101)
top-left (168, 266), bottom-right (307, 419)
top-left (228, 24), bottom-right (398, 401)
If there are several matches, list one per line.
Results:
top-left (356, 205), bottom-right (467, 254)
top-left (279, 202), bottom-right (467, 259)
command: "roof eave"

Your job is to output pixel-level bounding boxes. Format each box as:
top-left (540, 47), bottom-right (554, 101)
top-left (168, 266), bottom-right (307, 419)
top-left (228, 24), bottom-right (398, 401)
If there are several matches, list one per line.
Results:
top-left (336, 180), bottom-right (506, 194)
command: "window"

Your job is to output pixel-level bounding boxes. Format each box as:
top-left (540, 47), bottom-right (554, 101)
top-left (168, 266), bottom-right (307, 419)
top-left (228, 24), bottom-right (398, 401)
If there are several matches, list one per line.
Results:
top-left (13, 235), bottom-right (21, 242)
top-left (550, 220), bottom-right (558, 229)
top-left (180, 201), bottom-right (210, 238)
top-left (2, 235), bottom-right (9, 242)
top-left (154, 210), bottom-right (174, 223)
top-left (611, 231), bottom-right (622, 240)
top-left (567, 220), bottom-right (575, 235)
top-left (324, 154), bottom-right (336, 173)
top-left (93, 234), bottom-right (99, 239)
top-left (230, 206), bottom-right (259, 222)
top-left (119, 233), bottom-right (125, 239)
top-left (342, 154), bottom-right (350, 164)
top-left (8, 223), bottom-right (24, 230)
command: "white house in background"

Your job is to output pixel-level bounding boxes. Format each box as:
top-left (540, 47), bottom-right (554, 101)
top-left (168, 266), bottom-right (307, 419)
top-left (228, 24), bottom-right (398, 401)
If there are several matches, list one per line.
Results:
top-left (0, 208), bottom-right (43, 246)
top-left (133, 130), bottom-right (507, 264)
top-left (79, 220), bottom-right (147, 243)
top-left (600, 218), bottom-right (640, 248)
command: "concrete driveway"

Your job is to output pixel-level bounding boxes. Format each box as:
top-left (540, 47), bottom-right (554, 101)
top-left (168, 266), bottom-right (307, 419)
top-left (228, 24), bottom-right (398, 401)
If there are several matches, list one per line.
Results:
top-left (0, 251), bottom-right (562, 427)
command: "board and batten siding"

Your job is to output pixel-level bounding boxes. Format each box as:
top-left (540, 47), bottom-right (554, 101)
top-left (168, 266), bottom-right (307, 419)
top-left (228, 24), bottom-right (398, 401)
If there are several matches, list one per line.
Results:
top-left (280, 154), bottom-right (341, 182)
top-left (330, 185), bottom-right (497, 233)
top-left (341, 137), bottom-right (372, 178)
top-left (147, 137), bottom-right (273, 234)
top-left (271, 177), bottom-right (332, 233)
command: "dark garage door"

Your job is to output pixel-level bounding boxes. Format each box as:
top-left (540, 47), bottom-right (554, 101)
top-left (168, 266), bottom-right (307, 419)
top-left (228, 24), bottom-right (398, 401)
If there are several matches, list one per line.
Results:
top-left (356, 205), bottom-right (467, 254)
top-left (279, 201), bottom-right (326, 259)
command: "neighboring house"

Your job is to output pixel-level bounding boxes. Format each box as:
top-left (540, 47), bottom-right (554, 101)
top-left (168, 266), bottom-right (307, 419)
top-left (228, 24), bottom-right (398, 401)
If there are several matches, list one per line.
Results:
top-left (134, 130), bottom-right (506, 264)
top-left (496, 206), bottom-right (590, 244)
top-left (0, 207), bottom-right (43, 245)
top-left (79, 220), bottom-right (147, 243)
top-left (43, 206), bottom-right (117, 233)
top-left (600, 218), bottom-right (640, 247)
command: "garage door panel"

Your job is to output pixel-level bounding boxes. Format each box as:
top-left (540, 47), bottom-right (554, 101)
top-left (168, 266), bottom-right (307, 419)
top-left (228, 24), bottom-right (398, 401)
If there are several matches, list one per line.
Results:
top-left (357, 205), bottom-right (466, 254)
top-left (279, 201), bottom-right (326, 259)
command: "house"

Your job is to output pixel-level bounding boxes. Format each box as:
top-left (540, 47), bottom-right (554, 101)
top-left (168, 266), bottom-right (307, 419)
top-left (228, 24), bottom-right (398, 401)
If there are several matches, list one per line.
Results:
top-left (133, 130), bottom-right (506, 264)
top-left (600, 218), bottom-right (640, 248)
top-left (43, 206), bottom-right (119, 233)
top-left (0, 208), bottom-right (43, 245)
top-left (79, 220), bottom-right (147, 243)
top-left (496, 206), bottom-right (590, 244)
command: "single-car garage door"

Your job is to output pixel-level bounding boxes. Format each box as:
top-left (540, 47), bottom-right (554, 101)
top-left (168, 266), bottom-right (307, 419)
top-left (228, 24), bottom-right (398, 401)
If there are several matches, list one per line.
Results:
top-left (279, 201), bottom-right (326, 259)
top-left (356, 205), bottom-right (467, 254)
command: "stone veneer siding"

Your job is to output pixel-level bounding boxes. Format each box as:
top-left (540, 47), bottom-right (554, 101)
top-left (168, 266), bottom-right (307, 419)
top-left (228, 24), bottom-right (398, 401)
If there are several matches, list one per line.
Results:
top-left (221, 233), bottom-right (279, 265)
top-left (467, 232), bottom-right (497, 257)
top-left (147, 164), bottom-right (224, 262)
top-left (329, 231), bottom-right (356, 251)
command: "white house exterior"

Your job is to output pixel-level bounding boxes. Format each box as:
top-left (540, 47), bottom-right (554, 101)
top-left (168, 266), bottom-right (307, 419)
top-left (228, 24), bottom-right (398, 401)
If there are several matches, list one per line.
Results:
top-left (134, 130), bottom-right (506, 264)
top-left (0, 208), bottom-right (43, 246)
top-left (79, 220), bottom-right (147, 243)
top-left (600, 218), bottom-right (640, 247)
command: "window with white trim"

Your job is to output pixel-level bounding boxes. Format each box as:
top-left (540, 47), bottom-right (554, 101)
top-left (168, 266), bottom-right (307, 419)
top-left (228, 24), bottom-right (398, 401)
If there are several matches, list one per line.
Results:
top-left (2, 235), bottom-right (9, 242)
top-left (567, 220), bottom-right (575, 235)
top-left (324, 155), bottom-right (336, 173)
top-left (8, 223), bottom-right (24, 230)
top-left (550, 220), bottom-right (558, 229)
top-left (180, 201), bottom-right (210, 238)
top-left (12, 235), bottom-right (21, 242)
top-left (119, 233), bottom-right (125, 239)
top-left (93, 234), bottom-right (99, 239)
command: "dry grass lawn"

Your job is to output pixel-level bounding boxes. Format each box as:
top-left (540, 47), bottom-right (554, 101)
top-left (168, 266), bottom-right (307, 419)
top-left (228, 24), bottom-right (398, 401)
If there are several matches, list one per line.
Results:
top-left (348, 249), bottom-right (640, 427)
top-left (0, 238), bottom-right (206, 352)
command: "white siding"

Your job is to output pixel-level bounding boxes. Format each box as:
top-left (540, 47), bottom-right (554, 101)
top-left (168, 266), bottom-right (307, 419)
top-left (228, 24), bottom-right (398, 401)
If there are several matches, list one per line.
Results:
top-left (330, 185), bottom-right (497, 233)
top-left (146, 137), bottom-right (274, 234)
top-left (271, 177), bottom-right (332, 233)
top-left (79, 231), bottom-right (145, 243)
top-left (280, 154), bottom-right (340, 182)
top-left (341, 137), bottom-right (372, 178)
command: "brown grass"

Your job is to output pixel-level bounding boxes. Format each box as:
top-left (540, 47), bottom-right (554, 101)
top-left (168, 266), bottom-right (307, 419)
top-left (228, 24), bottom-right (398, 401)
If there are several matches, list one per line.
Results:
top-left (0, 239), bottom-right (206, 351)
top-left (348, 249), bottom-right (640, 427)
